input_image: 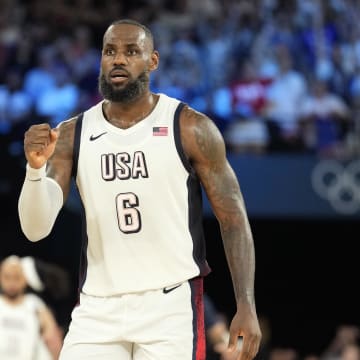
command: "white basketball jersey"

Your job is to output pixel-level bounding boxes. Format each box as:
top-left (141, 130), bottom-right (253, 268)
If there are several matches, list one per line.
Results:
top-left (0, 294), bottom-right (45, 360)
top-left (73, 93), bottom-right (210, 296)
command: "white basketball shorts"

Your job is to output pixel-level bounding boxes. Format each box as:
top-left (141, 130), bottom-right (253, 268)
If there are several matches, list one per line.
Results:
top-left (59, 277), bottom-right (205, 360)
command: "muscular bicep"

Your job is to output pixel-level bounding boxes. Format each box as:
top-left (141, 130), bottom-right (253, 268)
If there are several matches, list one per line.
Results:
top-left (180, 108), bottom-right (245, 223)
top-left (47, 119), bottom-right (76, 201)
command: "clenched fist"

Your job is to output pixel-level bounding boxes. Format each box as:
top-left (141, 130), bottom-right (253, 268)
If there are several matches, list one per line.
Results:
top-left (24, 124), bottom-right (59, 169)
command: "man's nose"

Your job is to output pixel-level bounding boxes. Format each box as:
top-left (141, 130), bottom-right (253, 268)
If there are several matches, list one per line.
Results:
top-left (113, 52), bottom-right (128, 66)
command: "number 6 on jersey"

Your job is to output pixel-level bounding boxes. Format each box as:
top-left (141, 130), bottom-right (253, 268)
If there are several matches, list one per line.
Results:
top-left (116, 192), bottom-right (142, 234)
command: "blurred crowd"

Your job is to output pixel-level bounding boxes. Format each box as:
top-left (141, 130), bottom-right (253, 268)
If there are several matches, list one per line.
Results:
top-left (1, 0), bottom-right (360, 158)
top-left (267, 325), bottom-right (360, 360)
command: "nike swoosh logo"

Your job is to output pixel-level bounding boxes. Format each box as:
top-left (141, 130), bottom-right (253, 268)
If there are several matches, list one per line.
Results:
top-left (89, 132), bottom-right (107, 141)
top-left (163, 283), bottom-right (182, 294)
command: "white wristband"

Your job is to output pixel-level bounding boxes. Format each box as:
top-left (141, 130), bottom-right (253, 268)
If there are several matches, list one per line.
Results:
top-left (25, 163), bottom-right (47, 181)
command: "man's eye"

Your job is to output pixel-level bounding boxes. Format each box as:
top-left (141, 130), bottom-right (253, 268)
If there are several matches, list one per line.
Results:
top-left (105, 49), bottom-right (115, 55)
top-left (128, 49), bottom-right (138, 55)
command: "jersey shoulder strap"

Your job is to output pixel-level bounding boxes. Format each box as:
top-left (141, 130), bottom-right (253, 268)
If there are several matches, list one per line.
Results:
top-left (72, 112), bottom-right (84, 179)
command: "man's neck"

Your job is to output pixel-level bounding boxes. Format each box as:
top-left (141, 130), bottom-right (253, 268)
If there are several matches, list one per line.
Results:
top-left (103, 92), bottom-right (159, 129)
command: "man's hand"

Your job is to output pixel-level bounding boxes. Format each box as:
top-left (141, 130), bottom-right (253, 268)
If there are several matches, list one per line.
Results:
top-left (24, 124), bottom-right (59, 169)
top-left (227, 303), bottom-right (262, 360)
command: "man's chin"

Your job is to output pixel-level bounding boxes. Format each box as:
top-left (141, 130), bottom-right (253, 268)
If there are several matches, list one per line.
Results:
top-left (99, 71), bottom-right (148, 103)
top-left (3, 292), bottom-right (22, 301)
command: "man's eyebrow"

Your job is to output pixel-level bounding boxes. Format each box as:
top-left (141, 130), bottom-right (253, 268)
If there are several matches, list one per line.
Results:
top-left (103, 42), bottom-right (141, 47)
top-left (126, 43), bottom-right (141, 47)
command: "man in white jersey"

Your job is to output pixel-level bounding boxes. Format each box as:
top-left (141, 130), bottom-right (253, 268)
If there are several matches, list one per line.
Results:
top-left (0, 256), bottom-right (62, 359)
top-left (18, 19), bottom-right (261, 360)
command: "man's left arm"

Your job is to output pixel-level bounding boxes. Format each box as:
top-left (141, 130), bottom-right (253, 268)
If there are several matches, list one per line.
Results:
top-left (180, 107), bottom-right (262, 360)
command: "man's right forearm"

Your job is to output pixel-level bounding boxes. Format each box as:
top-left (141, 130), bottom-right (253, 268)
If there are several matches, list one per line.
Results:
top-left (18, 163), bottom-right (63, 242)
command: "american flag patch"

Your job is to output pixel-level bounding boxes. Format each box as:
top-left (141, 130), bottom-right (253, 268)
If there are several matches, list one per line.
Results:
top-left (153, 126), bottom-right (168, 136)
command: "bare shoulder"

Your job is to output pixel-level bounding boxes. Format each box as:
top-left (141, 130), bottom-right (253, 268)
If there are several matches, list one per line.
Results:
top-left (179, 105), bottom-right (226, 165)
top-left (179, 106), bottom-right (242, 219)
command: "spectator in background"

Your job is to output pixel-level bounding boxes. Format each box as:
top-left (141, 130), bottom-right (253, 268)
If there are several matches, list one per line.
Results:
top-left (230, 60), bottom-right (272, 118)
top-left (35, 65), bottom-right (79, 127)
top-left (263, 44), bottom-right (307, 151)
top-left (202, 19), bottom-right (232, 90)
top-left (151, 26), bottom-right (204, 108)
top-left (299, 79), bottom-right (350, 157)
top-left (23, 47), bottom-right (57, 105)
top-left (321, 324), bottom-right (360, 360)
top-left (0, 68), bottom-right (32, 135)
top-left (325, 43), bottom-right (352, 102)
top-left (224, 60), bottom-right (271, 154)
top-left (348, 64), bottom-right (360, 108)
top-left (0, 255), bottom-right (63, 360)
top-left (341, 344), bottom-right (360, 360)
top-left (347, 75), bottom-right (360, 156)
top-left (0, 0), bottom-right (23, 80)
top-left (58, 26), bottom-right (100, 94)
top-left (322, 325), bottom-right (360, 360)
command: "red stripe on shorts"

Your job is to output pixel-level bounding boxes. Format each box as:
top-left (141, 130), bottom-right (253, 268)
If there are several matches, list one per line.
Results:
top-left (191, 277), bottom-right (206, 360)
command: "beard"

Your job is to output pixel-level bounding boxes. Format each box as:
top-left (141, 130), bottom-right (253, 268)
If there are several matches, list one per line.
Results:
top-left (98, 70), bottom-right (149, 103)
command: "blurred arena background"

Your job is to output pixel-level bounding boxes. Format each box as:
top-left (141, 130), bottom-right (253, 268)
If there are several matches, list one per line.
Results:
top-left (0, 0), bottom-right (359, 359)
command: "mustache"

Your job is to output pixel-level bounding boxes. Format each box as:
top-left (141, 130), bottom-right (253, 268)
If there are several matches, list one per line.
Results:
top-left (109, 66), bottom-right (131, 77)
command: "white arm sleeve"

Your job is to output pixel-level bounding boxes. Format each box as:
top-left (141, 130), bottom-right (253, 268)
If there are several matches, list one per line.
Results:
top-left (18, 163), bottom-right (63, 242)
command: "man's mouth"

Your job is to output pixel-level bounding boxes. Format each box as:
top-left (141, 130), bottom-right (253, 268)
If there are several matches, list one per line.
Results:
top-left (110, 69), bottom-right (129, 80)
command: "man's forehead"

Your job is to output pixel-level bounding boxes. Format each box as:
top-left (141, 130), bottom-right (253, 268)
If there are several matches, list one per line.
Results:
top-left (104, 24), bottom-right (148, 46)
top-left (1, 261), bottom-right (23, 274)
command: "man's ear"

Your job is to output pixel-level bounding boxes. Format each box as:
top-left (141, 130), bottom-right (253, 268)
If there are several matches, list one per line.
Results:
top-left (149, 50), bottom-right (159, 71)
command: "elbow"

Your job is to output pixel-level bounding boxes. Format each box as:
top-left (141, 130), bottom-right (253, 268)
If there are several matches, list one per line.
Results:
top-left (22, 227), bottom-right (51, 242)
top-left (19, 217), bottom-right (52, 242)
top-left (26, 233), bottom-right (48, 243)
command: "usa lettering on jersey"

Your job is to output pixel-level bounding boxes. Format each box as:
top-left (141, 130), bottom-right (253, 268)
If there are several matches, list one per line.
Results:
top-left (101, 151), bottom-right (149, 181)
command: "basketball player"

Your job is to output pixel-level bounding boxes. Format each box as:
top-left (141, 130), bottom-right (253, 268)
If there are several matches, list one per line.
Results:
top-left (0, 256), bottom-right (62, 359)
top-left (18, 19), bottom-right (261, 360)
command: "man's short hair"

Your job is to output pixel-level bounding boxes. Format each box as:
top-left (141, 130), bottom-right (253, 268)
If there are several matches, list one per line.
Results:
top-left (108, 19), bottom-right (154, 49)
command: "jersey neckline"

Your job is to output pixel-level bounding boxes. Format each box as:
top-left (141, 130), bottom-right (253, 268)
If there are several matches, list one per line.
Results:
top-left (98, 93), bottom-right (164, 136)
